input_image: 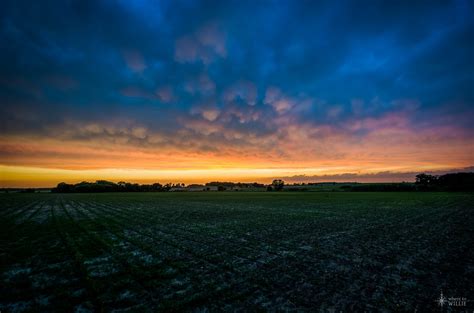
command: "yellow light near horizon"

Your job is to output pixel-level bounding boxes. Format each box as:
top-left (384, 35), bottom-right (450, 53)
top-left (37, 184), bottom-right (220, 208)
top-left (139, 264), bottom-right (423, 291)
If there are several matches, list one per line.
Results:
top-left (0, 163), bottom-right (464, 188)
top-left (0, 165), bottom-right (291, 187)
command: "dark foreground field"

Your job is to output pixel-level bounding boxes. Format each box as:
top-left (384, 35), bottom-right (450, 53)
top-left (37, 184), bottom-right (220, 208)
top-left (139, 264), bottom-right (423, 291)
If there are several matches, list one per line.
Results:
top-left (1, 192), bottom-right (473, 312)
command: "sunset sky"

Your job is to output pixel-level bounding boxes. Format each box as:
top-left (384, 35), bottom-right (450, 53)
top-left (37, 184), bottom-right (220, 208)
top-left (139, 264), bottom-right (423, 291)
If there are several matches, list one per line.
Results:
top-left (1, 0), bottom-right (473, 187)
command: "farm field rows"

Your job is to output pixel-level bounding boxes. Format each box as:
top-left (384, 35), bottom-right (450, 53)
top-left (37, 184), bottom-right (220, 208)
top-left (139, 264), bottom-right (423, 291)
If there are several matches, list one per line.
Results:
top-left (1, 192), bottom-right (473, 312)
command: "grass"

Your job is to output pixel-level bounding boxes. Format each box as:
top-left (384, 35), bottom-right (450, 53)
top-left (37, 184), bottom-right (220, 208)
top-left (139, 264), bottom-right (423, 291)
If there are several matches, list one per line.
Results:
top-left (1, 192), bottom-right (473, 312)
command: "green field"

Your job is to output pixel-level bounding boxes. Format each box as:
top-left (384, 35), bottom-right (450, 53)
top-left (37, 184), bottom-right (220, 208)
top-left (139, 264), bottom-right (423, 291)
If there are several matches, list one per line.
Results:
top-left (1, 192), bottom-right (473, 312)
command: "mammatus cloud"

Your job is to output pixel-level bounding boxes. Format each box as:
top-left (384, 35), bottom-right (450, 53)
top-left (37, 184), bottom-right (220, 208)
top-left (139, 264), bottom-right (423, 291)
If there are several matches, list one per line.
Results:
top-left (264, 87), bottom-right (296, 114)
top-left (175, 23), bottom-right (226, 64)
top-left (1, 101), bottom-right (473, 170)
top-left (155, 86), bottom-right (174, 103)
top-left (123, 50), bottom-right (146, 73)
top-left (190, 105), bottom-right (221, 122)
top-left (224, 81), bottom-right (258, 106)
top-left (184, 73), bottom-right (216, 95)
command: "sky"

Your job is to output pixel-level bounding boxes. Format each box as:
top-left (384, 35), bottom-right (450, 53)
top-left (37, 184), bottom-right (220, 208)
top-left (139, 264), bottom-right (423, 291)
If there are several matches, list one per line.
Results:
top-left (0, 0), bottom-right (473, 187)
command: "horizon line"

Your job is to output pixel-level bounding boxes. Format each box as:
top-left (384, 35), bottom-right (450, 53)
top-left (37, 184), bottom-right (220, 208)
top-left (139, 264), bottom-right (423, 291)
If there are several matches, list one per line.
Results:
top-left (2, 167), bottom-right (473, 189)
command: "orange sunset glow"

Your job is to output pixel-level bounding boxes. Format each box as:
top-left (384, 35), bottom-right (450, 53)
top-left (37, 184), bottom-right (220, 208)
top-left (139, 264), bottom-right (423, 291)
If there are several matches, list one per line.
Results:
top-left (1, 112), bottom-right (473, 187)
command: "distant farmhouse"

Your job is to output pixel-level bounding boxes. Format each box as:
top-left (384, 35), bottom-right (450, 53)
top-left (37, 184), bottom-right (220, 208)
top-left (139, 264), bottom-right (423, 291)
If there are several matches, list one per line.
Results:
top-left (170, 184), bottom-right (218, 192)
top-left (187, 184), bottom-right (218, 192)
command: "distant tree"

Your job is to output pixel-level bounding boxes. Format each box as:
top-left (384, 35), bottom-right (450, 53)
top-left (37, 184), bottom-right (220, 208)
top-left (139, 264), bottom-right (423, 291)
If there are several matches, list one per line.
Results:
top-left (272, 179), bottom-right (285, 191)
top-left (437, 172), bottom-right (474, 191)
top-left (53, 182), bottom-right (74, 193)
top-left (415, 174), bottom-right (438, 185)
top-left (54, 180), bottom-right (168, 193)
top-left (206, 181), bottom-right (236, 188)
top-left (152, 183), bottom-right (163, 191)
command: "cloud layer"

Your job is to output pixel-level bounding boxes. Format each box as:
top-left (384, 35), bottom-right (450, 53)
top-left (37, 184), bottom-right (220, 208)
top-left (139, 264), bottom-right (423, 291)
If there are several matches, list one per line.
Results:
top-left (0, 0), bottom-right (473, 186)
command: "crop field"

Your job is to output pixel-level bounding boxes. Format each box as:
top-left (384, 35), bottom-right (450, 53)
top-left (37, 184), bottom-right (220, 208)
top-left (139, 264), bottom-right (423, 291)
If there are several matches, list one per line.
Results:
top-left (1, 192), bottom-right (473, 312)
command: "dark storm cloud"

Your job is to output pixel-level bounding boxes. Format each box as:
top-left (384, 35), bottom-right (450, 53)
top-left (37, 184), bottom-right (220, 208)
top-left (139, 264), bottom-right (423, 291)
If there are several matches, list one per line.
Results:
top-left (0, 0), bottom-right (473, 143)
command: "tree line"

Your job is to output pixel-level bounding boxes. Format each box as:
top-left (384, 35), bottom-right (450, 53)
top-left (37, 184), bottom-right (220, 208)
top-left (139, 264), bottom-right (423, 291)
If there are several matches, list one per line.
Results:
top-left (415, 172), bottom-right (474, 191)
top-left (53, 181), bottom-right (177, 193)
top-left (51, 180), bottom-right (272, 193)
top-left (46, 172), bottom-right (474, 193)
